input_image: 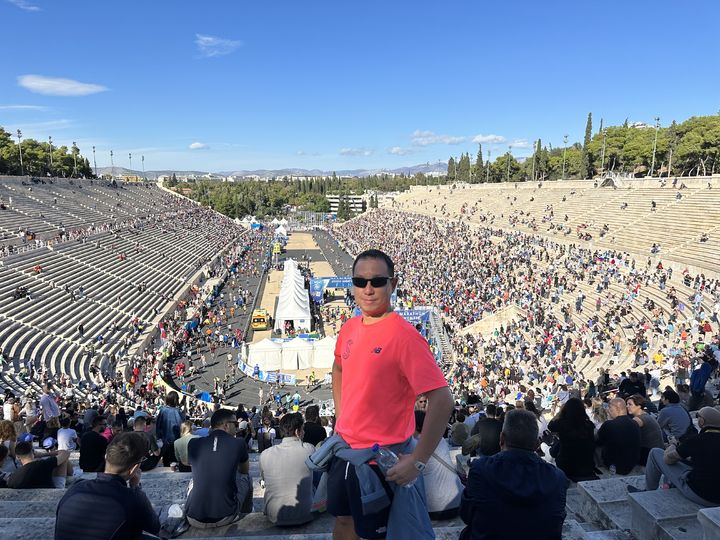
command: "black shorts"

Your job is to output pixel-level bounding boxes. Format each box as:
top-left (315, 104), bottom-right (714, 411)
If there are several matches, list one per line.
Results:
top-left (326, 457), bottom-right (393, 539)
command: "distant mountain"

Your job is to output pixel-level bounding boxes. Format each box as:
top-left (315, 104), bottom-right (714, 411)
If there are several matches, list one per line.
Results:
top-left (94, 161), bottom-right (448, 180)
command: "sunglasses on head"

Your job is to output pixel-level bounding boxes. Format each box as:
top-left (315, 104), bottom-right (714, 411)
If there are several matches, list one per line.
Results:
top-left (352, 276), bottom-right (392, 288)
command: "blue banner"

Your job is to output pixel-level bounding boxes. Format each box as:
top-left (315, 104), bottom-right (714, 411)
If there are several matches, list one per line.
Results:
top-left (310, 276), bottom-right (353, 302)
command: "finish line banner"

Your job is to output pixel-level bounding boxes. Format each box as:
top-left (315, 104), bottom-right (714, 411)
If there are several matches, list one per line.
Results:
top-left (352, 307), bottom-right (431, 324)
top-left (310, 276), bottom-right (353, 302)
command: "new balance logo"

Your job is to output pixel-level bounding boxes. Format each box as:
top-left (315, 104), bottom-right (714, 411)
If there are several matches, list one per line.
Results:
top-left (373, 347), bottom-right (382, 354)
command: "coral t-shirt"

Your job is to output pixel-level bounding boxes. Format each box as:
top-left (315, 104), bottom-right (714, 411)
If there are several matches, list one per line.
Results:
top-left (334, 312), bottom-right (448, 448)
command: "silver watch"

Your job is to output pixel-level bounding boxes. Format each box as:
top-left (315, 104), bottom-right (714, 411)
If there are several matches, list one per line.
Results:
top-left (414, 460), bottom-right (426, 472)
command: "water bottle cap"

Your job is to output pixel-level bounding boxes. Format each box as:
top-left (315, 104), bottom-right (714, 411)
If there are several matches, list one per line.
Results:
top-left (371, 443), bottom-right (380, 452)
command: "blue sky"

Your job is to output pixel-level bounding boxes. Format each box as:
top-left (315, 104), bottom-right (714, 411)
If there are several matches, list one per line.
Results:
top-left (2, 0), bottom-right (719, 172)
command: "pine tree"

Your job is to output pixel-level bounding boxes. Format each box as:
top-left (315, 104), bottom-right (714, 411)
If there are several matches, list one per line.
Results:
top-left (473, 145), bottom-right (484, 183)
top-left (447, 157), bottom-right (456, 181)
top-left (581, 112), bottom-right (593, 179)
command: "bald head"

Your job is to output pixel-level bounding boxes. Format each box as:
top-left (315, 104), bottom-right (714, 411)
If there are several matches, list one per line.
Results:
top-left (608, 398), bottom-right (627, 418)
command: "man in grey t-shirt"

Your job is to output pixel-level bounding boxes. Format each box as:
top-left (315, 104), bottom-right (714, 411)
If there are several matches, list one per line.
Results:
top-left (259, 413), bottom-right (315, 526)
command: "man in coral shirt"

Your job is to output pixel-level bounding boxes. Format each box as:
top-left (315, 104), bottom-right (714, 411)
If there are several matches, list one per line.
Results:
top-left (330, 249), bottom-right (454, 539)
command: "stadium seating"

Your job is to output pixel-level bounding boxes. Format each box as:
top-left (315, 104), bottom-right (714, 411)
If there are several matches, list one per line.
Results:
top-left (0, 176), bottom-right (245, 400)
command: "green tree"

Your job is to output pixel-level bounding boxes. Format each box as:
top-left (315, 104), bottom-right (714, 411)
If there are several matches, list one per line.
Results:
top-left (472, 145), bottom-right (484, 183)
top-left (446, 156), bottom-right (456, 181)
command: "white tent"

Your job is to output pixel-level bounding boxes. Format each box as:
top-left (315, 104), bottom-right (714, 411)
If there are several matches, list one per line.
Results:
top-left (312, 336), bottom-right (337, 368)
top-left (248, 338), bottom-right (282, 372)
top-left (271, 217), bottom-right (280, 225)
top-left (274, 259), bottom-right (311, 332)
top-left (279, 218), bottom-right (289, 225)
top-left (281, 337), bottom-right (314, 370)
top-left (275, 225), bottom-right (288, 237)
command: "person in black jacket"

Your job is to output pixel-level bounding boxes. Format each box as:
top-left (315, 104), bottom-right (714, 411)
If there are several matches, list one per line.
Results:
top-left (302, 405), bottom-right (327, 447)
top-left (55, 432), bottom-right (160, 540)
top-left (548, 398), bottom-right (597, 481)
top-left (596, 398), bottom-right (641, 474)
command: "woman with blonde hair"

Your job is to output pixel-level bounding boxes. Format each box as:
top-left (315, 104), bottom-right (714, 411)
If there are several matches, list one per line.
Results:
top-left (173, 420), bottom-right (196, 472)
top-left (0, 420), bottom-right (18, 474)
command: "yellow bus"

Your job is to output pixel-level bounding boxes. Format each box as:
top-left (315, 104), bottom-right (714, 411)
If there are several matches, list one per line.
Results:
top-left (251, 309), bottom-right (270, 330)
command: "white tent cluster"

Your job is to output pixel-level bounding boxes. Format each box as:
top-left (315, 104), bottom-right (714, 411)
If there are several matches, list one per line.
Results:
top-left (274, 259), bottom-right (311, 332)
top-left (248, 336), bottom-right (336, 371)
top-left (271, 217), bottom-right (289, 238)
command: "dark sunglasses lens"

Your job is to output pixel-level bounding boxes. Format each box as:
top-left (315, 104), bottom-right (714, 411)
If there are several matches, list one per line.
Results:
top-left (352, 277), bottom-right (390, 288)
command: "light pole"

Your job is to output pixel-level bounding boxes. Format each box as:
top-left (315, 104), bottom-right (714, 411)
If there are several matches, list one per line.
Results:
top-left (141, 155), bottom-right (145, 180)
top-left (600, 128), bottom-right (607, 176)
top-left (506, 145), bottom-right (512, 182)
top-left (110, 150), bottom-right (114, 178)
top-left (530, 140), bottom-right (537, 182)
top-left (92, 146), bottom-right (97, 177)
top-left (48, 136), bottom-right (53, 175)
top-left (486, 149), bottom-right (491, 183)
top-left (128, 153), bottom-right (132, 173)
top-left (649, 117), bottom-right (660, 178)
top-left (72, 142), bottom-right (78, 178)
top-left (562, 134), bottom-right (568, 180)
top-left (16, 129), bottom-right (24, 176)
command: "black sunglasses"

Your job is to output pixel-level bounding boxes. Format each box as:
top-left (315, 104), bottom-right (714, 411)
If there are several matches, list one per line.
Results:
top-left (352, 276), bottom-right (392, 288)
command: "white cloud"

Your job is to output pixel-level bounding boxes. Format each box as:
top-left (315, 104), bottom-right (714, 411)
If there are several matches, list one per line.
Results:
top-left (18, 75), bottom-right (108, 96)
top-left (0, 104), bottom-right (47, 111)
top-left (509, 139), bottom-right (532, 149)
top-left (472, 134), bottom-right (506, 144)
top-left (411, 129), bottom-right (466, 146)
top-left (195, 34), bottom-right (243, 57)
top-left (189, 142), bottom-right (209, 150)
top-left (5, 119), bottom-right (74, 133)
top-left (6, 0), bottom-right (40, 11)
top-left (340, 147), bottom-right (373, 157)
top-left (388, 146), bottom-right (414, 156)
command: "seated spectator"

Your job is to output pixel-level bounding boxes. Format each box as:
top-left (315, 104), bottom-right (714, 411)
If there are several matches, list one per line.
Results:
top-left (633, 407), bottom-right (720, 506)
top-left (57, 417), bottom-right (78, 451)
top-left (596, 398), bottom-right (641, 475)
top-left (132, 415), bottom-right (161, 471)
top-left (302, 405), bottom-right (327, 447)
top-left (79, 416), bottom-right (108, 473)
top-left (260, 412), bottom-right (316, 526)
top-left (462, 408), bottom-right (502, 458)
top-left (0, 419), bottom-right (18, 475)
top-left (193, 417), bottom-right (211, 437)
top-left (55, 432), bottom-right (161, 540)
top-left (618, 372), bottom-right (646, 398)
top-left (450, 412), bottom-right (470, 447)
top-left (547, 398), bottom-right (597, 481)
top-left (657, 389), bottom-right (692, 442)
top-left (6, 441), bottom-right (70, 489)
top-left (174, 420), bottom-right (197, 472)
top-left (415, 410), bottom-right (462, 520)
top-left (460, 409), bottom-right (567, 540)
top-left (186, 408), bottom-right (252, 528)
top-left (257, 415), bottom-right (276, 453)
top-left (626, 394), bottom-right (664, 464)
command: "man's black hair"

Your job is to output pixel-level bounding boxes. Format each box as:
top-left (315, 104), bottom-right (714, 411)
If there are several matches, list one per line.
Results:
top-left (279, 412), bottom-right (304, 438)
top-left (211, 408), bottom-right (237, 429)
top-left (352, 249), bottom-right (394, 277)
top-left (662, 389), bottom-right (680, 404)
top-left (15, 441), bottom-right (33, 457)
top-left (105, 432), bottom-right (149, 471)
top-left (305, 404), bottom-right (320, 423)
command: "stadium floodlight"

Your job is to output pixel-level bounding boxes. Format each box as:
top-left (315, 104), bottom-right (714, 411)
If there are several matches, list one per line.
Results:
top-left (649, 117), bottom-right (660, 178)
top-left (16, 129), bottom-right (24, 176)
top-left (506, 145), bottom-right (512, 182)
top-left (129, 153), bottom-right (133, 173)
top-left (562, 135), bottom-right (568, 180)
top-left (110, 150), bottom-right (114, 178)
top-left (48, 136), bottom-right (53, 175)
top-left (92, 146), bottom-right (97, 177)
top-left (72, 142), bottom-right (78, 177)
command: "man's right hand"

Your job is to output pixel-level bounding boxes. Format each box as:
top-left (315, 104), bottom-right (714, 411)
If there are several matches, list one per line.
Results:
top-left (129, 468), bottom-right (142, 488)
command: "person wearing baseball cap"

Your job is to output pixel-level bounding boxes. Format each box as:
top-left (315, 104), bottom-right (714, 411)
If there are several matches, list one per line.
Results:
top-left (635, 406), bottom-right (720, 506)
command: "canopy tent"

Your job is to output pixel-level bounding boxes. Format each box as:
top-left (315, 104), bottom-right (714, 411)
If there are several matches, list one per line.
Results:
top-left (279, 218), bottom-right (289, 225)
top-left (312, 336), bottom-right (336, 368)
top-left (248, 338), bottom-right (282, 372)
top-left (281, 337), bottom-right (314, 370)
top-left (274, 259), bottom-right (312, 332)
top-left (274, 225), bottom-right (288, 237)
top-left (271, 217), bottom-right (280, 225)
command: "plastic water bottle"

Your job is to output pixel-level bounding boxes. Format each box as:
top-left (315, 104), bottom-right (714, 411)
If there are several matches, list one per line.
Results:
top-left (372, 443), bottom-right (416, 488)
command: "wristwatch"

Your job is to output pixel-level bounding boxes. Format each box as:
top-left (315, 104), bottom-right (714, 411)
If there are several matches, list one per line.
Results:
top-left (414, 460), bottom-right (427, 472)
